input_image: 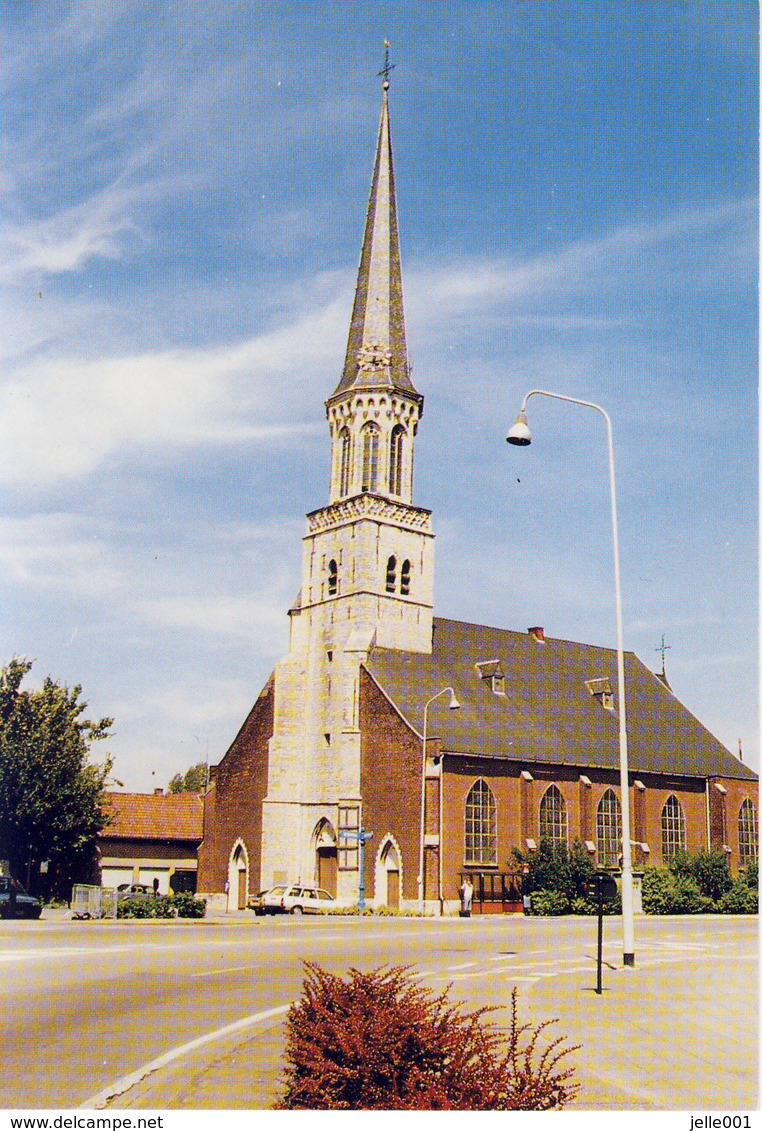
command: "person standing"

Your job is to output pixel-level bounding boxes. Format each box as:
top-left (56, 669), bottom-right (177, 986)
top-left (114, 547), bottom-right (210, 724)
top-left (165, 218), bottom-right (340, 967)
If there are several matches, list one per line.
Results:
top-left (459, 877), bottom-right (474, 917)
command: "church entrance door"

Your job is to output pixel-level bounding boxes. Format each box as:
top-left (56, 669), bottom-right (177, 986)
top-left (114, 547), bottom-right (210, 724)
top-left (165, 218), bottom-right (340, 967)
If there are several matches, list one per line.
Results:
top-left (387, 869), bottom-right (400, 909)
top-left (317, 847), bottom-right (337, 896)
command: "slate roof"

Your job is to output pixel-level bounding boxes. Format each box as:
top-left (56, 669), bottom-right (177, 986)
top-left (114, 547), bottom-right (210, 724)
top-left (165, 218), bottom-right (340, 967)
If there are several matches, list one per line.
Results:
top-left (101, 792), bottom-right (205, 842)
top-left (329, 85), bottom-right (419, 402)
top-left (365, 617), bottom-right (757, 783)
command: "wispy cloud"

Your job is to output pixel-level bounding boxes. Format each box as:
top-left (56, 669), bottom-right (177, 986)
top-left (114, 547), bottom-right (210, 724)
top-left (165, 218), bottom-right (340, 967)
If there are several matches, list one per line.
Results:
top-left (0, 514), bottom-right (123, 597)
top-left (0, 297), bottom-right (345, 484)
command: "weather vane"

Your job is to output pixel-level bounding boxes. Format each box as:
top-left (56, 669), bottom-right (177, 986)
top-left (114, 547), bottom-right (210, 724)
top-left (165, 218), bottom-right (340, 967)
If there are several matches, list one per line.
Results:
top-left (378, 39), bottom-right (395, 88)
top-left (655, 634), bottom-right (671, 677)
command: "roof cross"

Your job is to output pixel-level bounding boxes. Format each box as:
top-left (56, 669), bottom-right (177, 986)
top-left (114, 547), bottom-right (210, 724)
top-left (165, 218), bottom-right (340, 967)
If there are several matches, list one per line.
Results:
top-left (378, 39), bottom-right (395, 88)
top-left (655, 633), bottom-right (671, 676)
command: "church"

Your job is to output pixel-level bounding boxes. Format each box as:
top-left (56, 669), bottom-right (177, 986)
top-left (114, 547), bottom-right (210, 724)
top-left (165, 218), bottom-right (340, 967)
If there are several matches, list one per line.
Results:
top-left (196, 77), bottom-right (758, 915)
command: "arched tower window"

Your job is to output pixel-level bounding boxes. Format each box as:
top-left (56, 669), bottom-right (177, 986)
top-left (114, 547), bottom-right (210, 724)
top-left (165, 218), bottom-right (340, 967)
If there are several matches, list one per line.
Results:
top-left (739, 798), bottom-right (758, 867)
top-left (339, 428), bottom-right (352, 497)
top-left (327, 559), bottom-right (338, 597)
top-left (597, 789), bottom-right (622, 868)
top-left (389, 425), bottom-right (404, 495)
top-left (661, 794), bottom-right (686, 862)
top-left (361, 423), bottom-right (380, 493)
top-left (465, 779), bottom-right (497, 865)
top-left (400, 559), bottom-right (411, 595)
top-left (539, 785), bottom-right (568, 847)
top-left (385, 555), bottom-right (397, 593)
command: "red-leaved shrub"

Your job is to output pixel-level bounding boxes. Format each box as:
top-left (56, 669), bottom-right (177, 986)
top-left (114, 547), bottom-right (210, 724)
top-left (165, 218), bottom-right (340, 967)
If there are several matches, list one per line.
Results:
top-left (277, 963), bottom-right (578, 1110)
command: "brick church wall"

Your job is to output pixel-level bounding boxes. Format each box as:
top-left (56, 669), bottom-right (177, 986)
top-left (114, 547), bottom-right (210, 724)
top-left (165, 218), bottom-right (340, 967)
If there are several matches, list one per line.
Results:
top-left (359, 669), bottom-right (423, 901)
top-left (196, 677), bottom-right (274, 895)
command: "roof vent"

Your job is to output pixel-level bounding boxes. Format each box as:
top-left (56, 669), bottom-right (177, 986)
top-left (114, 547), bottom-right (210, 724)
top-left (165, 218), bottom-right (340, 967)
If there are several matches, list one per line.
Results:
top-left (528, 626), bottom-right (545, 643)
top-left (585, 677), bottom-right (615, 712)
top-left (154, 788), bottom-right (164, 796)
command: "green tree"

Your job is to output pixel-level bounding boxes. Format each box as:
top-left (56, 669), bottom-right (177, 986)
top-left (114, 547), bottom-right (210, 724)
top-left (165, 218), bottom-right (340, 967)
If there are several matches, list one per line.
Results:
top-left (0, 658), bottom-right (113, 898)
top-left (168, 761), bottom-right (208, 794)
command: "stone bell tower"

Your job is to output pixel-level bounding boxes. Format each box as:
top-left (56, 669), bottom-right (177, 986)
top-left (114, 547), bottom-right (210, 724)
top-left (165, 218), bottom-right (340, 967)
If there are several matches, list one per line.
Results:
top-left (260, 65), bottom-right (434, 898)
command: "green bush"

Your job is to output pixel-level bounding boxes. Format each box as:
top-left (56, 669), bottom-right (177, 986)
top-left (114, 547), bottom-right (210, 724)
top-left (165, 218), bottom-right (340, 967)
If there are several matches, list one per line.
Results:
top-left (742, 862), bottom-right (758, 889)
top-left (641, 868), bottom-right (713, 915)
top-left (670, 849), bottom-right (732, 902)
top-left (513, 838), bottom-right (594, 904)
top-left (716, 880), bottom-right (758, 915)
top-left (169, 891), bottom-right (206, 918)
top-left (117, 892), bottom-right (206, 919)
top-left (569, 896), bottom-right (596, 915)
top-left (278, 963), bottom-right (578, 1110)
top-left (529, 889), bottom-right (570, 917)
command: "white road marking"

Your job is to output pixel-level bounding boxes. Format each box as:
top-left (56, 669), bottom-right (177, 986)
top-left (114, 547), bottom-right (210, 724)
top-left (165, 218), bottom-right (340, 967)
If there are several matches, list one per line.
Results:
top-left (193, 964), bottom-right (256, 978)
top-left (79, 1003), bottom-right (292, 1110)
top-left (410, 970), bottom-right (437, 979)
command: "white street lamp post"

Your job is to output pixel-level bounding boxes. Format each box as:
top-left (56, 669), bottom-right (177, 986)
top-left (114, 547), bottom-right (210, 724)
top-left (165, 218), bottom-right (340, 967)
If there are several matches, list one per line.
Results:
top-left (507, 388), bottom-right (635, 966)
top-left (418, 686), bottom-right (460, 914)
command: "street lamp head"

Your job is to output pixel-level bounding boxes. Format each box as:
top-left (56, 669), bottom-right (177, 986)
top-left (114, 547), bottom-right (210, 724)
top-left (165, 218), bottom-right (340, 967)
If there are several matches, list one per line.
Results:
top-left (506, 410), bottom-right (532, 446)
top-left (448, 693), bottom-right (461, 710)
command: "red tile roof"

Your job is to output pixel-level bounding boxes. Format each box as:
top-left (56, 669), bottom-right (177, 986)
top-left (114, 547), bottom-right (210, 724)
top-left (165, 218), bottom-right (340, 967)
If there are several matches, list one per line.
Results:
top-left (101, 792), bottom-right (204, 842)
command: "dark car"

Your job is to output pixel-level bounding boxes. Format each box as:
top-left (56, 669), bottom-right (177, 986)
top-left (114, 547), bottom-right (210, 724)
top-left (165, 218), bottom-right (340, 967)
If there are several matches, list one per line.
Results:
top-left (0, 876), bottom-right (42, 919)
top-left (116, 883), bottom-right (158, 902)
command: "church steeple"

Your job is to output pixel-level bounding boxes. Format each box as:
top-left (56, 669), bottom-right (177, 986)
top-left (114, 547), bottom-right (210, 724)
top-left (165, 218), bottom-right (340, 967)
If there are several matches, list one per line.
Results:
top-left (330, 72), bottom-right (420, 401)
top-left (326, 57), bottom-right (423, 508)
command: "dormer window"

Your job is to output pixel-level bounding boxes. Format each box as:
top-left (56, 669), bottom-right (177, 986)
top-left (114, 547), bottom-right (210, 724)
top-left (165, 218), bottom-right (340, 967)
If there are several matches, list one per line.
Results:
top-left (475, 659), bottom-right (505, 697)
top-left (361, 423), bottom-right (380, 493)
top-left (400, 559), bottom-right (411, 595)
top-left (328, 559), bottom-right (338, 597)
top-left (585, 677), bottom-right (615, 711)
top-left (389, 425), bottom-right (404, 495)
top-left (385, 555), bottom-right (397, 593)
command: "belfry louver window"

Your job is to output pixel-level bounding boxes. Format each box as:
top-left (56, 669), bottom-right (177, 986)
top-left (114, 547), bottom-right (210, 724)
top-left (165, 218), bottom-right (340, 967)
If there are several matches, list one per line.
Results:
top-left (339, 428), bottom-right (352, 497)
top-left (389, 425), bottom-right (404, 495)
top-left (385, 555), bottom-right (397, 593)
top-left (327, 559), bottom-right (338, 597)
top-left (400, 559), bottom-right (411, 595)
top-left (361, 424), bottom-right (379, 493)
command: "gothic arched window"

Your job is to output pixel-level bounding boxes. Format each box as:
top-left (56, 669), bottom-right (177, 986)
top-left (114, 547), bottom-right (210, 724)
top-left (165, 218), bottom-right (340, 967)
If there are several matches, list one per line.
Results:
top-left (596, 789), bottom-right (622, 868)
top-left (465, 779), bottom-right (497, 865)
top-left (400, 559), bottom-right (411, 595)
top-left (739, 798), bottom-right (758, 867)
top-left (389, 425), bottom-right (404, 495)
top-left (661, 794), bottom-right (686, 862)
top-left (339, 428), bottom-right (352, 497)
top-left (327, 559), bottom-right (338, 597)
top-left (539, 785), bottom-right (568, 847)
top-left (361, 424), bottom-right (379, 493)
top-left (385, 555), bottom-right (397, 593)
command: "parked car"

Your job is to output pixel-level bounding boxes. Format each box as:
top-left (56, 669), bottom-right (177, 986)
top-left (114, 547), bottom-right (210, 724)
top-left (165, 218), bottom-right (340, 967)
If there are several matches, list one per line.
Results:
top-left (258, 884), bottom-right (335, 915)
top-left (116, 883), bottom-right (158, 902)
top-left (0, 876), bottom-right (42, 919)
top-left (248, 888), bottom-right (276, 915)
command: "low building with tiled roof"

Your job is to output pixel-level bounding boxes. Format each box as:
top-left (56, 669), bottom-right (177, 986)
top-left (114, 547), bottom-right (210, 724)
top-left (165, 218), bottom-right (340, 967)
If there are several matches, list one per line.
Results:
top-left (99, 790), bottom-right (204, 894)
top-left (196, 74), bottom-right (757, 915)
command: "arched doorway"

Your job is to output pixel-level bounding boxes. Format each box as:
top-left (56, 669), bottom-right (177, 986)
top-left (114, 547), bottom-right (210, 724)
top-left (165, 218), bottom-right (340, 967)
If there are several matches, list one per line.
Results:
top-left (227, 841), bottom-right (249, 912)
top-left (313, 819), bottom-right (338, 896)
top-left (376, 836), bottom-right (401, 910)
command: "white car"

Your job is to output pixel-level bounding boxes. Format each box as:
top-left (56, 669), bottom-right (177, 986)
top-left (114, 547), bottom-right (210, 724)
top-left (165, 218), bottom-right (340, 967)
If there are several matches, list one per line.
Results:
top-left (260, 883), bottom-right (335, 915)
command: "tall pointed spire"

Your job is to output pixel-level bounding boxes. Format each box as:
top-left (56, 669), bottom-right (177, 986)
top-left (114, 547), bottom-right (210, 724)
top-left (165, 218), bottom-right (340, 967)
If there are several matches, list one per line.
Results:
top-left (330, 52), bottom-right (420, 401)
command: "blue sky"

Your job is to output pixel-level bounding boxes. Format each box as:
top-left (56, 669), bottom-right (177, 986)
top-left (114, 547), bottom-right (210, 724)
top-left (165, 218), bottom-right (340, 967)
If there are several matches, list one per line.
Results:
top-left (1, 1), bottom-right (757, 789)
